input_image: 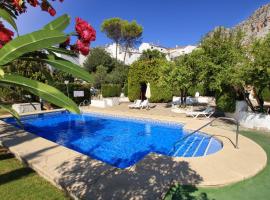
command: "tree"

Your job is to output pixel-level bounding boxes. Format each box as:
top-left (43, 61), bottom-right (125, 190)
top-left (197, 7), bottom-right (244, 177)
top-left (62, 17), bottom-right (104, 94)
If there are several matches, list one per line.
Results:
top-left (83, 47), bottom-right (115, 72)
top-left (93, 65), bottom-right (108, 89)
top-left (139, 49), bottom-right (166, 60)
top-left (107, 64), bottom-right (129, 87)
top-left (200, 27), bottom-right (248, 111)
top-left (163, 50), bottom-right (201, 106)
top-left (121, 20), bottom-right (143, 62)
top-left (101, 18), bottom-right (123, 60)
top-left (244, 34), bottom-right (270, 112)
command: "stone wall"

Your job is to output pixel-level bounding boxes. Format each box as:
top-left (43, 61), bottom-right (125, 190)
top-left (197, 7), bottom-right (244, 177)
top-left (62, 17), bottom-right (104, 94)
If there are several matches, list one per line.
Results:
top-left (233, 101), bottom-right (270, 131)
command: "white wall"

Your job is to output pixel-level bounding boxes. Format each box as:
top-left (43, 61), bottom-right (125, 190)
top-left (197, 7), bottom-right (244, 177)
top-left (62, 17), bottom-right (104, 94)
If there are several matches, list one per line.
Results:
top-left (104, 42), bottom-right (197, 65)
top-left (234, 101), bottom-right (270, 131)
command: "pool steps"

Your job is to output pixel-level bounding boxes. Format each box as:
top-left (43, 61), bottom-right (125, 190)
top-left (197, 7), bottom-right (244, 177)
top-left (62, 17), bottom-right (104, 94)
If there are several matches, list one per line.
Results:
top-left (173, 135), bottom-right (213, 157)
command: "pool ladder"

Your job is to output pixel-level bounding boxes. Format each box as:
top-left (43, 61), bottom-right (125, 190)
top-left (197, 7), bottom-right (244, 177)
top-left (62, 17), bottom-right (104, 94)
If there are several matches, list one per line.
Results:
top-left (171, 117), bottom-right (239, 157)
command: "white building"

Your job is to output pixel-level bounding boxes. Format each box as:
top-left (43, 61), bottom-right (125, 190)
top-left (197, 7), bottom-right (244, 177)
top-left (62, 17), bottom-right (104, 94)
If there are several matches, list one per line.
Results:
top-left (104, 42), bottom-right (197, 64)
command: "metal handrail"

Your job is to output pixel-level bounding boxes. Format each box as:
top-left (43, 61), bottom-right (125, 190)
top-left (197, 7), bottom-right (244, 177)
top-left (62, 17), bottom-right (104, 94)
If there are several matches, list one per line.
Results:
top-left (170, 117), bottom-right (239, 156)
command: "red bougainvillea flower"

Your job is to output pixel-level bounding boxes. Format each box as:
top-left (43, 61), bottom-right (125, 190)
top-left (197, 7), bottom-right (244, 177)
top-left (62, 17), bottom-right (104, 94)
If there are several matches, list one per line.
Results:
top-left (0, 22), bottom-right (14, 48)
top-left (76, 39), bottom-right (90, 55)
top-left (48, 7), bottom-right (56, 16)
top-left (75, 18), bottom-right (96, 43)
top-left (13, 0), bottom-right (26, 12)
top-left (27, 0), bottom-right (39, 7)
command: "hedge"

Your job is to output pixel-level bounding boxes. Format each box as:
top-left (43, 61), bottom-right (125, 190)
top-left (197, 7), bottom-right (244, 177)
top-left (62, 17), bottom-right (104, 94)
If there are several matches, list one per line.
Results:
top-left (128, 58), bottom-right (173, 102)
top-left (53, 83), bottom-right (91, 104)
top-left (262, 88), bottom-right (270, 102)
top-left (123, 83), bottom-right (128, 97)
top-left (101, 84), bottom-right (121, 97)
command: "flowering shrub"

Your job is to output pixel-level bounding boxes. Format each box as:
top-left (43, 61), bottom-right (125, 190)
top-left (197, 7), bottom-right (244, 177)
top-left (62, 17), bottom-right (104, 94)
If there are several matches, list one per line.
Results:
top-left (0, 0), bottom-right (96, 120)
top-left (0, 22), bottom-right (14, 48)
top-left (0, 1), bottom-right (96, 55)
top-left (10, 0), bottom-right (63, 16)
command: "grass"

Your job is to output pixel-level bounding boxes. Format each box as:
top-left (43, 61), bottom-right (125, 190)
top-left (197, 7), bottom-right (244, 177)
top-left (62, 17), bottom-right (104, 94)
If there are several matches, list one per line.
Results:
top-left (0, 147), bottom-right (69, 200)
top-left (165, 130), bottom-right (270, 200)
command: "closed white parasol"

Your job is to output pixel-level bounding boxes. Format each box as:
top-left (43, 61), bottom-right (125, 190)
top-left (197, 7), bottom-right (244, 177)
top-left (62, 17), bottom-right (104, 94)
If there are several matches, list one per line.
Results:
top-left (145, 82), bottom-right (151, 99)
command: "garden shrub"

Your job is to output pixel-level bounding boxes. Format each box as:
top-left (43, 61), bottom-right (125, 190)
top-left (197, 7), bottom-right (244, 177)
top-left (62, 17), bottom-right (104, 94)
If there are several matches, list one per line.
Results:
top-left (216, 92), bottom-right (236, 113)
top-left (128, 58), bottom-right (173, 102)
top-left (123, 83), bottom-right (128, 97)
top-left (187, 84), bottom-right (206, 96)
top-left (54, 83), bottom-right (91, 104)
top-left (262, 88), bottom-right (270, 102)
top-left (101, 84), bottom-right (122, 97)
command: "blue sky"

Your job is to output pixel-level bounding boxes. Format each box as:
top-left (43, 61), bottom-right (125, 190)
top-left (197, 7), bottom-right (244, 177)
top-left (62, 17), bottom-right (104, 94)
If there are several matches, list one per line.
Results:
top-left (16, 0), bottom-right (270, 48)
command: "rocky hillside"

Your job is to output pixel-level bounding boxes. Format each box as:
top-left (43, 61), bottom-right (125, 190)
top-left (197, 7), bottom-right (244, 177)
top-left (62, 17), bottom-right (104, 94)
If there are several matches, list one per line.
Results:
top-left (234, 3), bottom-right (270, 43)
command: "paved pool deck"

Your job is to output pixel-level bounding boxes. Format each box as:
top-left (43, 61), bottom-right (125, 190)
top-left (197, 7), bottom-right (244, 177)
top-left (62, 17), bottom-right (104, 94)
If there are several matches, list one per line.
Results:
top-left (0, 104), bottom-right (267, 200)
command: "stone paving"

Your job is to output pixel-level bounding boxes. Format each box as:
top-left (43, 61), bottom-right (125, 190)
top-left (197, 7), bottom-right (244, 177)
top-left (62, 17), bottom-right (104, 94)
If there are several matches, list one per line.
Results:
top-left (0, 104), bottom-right (267, 200)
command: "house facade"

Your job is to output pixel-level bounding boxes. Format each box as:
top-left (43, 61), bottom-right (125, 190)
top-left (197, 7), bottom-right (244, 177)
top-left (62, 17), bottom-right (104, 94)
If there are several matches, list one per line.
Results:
top-left (104, 42), bottom-right (197, 65)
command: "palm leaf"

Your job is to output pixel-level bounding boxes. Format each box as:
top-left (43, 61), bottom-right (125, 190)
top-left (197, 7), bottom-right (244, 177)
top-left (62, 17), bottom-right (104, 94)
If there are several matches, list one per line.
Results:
top-left (22, 57), bottom-right (93, 83)
top-left (43, 14), bottom-right (71, 32)
top-left (0, 8), bottom-right (18, 34)
top-left (0, 68), bottom-right (4, 77)
top-left (0, 104), bottom-right (23, 127)
top-left (0, 74), bottom-right (80, 113)
top-left (0, 30), bottom-right (67, 66)
top-left (46, 46), bottom-right (77, 57)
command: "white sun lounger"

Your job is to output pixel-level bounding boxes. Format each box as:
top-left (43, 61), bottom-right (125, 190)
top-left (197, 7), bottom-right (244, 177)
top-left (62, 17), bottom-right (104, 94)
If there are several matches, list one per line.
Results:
top-left (186, 107), bottom-right (215, 118)
top-left (128, 100), bottom-right (142, 109)
top-left (140, 100), bottom-right (149, 109)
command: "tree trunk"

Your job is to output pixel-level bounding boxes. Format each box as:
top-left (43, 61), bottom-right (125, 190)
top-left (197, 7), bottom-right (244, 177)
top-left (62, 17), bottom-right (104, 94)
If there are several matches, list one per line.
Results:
top-left (241, 88), bottom-right (255, 112)
top-left (115, 42), bottom-right (118, 60)
top-left (253, 88), bottom-right (264, 112)
top-left (123, 45), bottom-right (128, 64)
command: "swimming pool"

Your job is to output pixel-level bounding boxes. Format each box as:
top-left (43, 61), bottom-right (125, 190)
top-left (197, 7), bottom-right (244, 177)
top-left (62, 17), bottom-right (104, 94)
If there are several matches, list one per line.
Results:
top-left (2, 111), bottom-right (222, 168)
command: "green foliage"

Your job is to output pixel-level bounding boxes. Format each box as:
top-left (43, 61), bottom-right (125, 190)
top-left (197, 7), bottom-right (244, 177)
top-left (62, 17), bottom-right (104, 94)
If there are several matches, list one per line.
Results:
top-left (0, 14), bottom-right (93, 115)
top-left (106, 64), bottom-right (129, 86)
top-left (128, 58), bottom-right (173, 102)
top-left (93, 65), bottom-right (108, 88)
top-left (43, 14), bottom-right (71, 32)
top-left (101, 84), bottom-right (121, 97)
top-left (1, 74), bottom-right (80, 113)
top-left (200, 27), bottom-right (246, 92)
top-left (101, 18), bottom-right (123, 44)
top-left (123, 83), bottom-right (128, 96)
top-left (83, 47), bottom-right (116, 72)
top-left (0, 29), bottom-right (67, 65)
top-left (216, 91), bottom-right (236, 112)
top-left (246, 34), bottom-right (270, 109)
top-left (262, 88), bottom-right (270, 102)
top-left (139, 49), bottom-right (166, 60)
top-left (121, 20), bottom-right (143, 62)
top-left (0, 8), bottom-right (18, 33)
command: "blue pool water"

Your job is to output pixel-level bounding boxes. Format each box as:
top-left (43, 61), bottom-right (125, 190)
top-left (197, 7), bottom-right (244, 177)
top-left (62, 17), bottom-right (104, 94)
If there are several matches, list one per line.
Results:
top-left (2, 111), bottom-right (222, 168)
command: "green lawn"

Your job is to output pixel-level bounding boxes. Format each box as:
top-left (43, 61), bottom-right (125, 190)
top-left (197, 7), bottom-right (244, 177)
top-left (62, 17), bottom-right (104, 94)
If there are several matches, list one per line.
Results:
top-left (165, 130), bottom-right (270, 200)
top-left (0, 147), bottom-right (69, 200)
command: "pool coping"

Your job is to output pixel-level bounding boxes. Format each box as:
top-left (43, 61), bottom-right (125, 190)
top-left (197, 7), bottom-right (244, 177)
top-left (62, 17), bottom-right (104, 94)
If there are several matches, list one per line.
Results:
top-left (0, 108), bottom-right (267, 200)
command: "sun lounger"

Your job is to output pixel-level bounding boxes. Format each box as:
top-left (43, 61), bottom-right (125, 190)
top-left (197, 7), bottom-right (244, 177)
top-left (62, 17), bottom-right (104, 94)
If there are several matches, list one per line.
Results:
top-left (186, 107), bottom-right (215, 118)
top-left (140, 100), bottom-right (149, 109)
top-left (128, 100), bottom-right (142, 109)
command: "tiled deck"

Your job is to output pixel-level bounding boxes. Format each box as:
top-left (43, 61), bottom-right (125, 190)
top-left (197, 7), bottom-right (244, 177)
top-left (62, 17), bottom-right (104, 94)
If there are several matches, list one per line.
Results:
top-left (0, 104), bottom-right (267, 200)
